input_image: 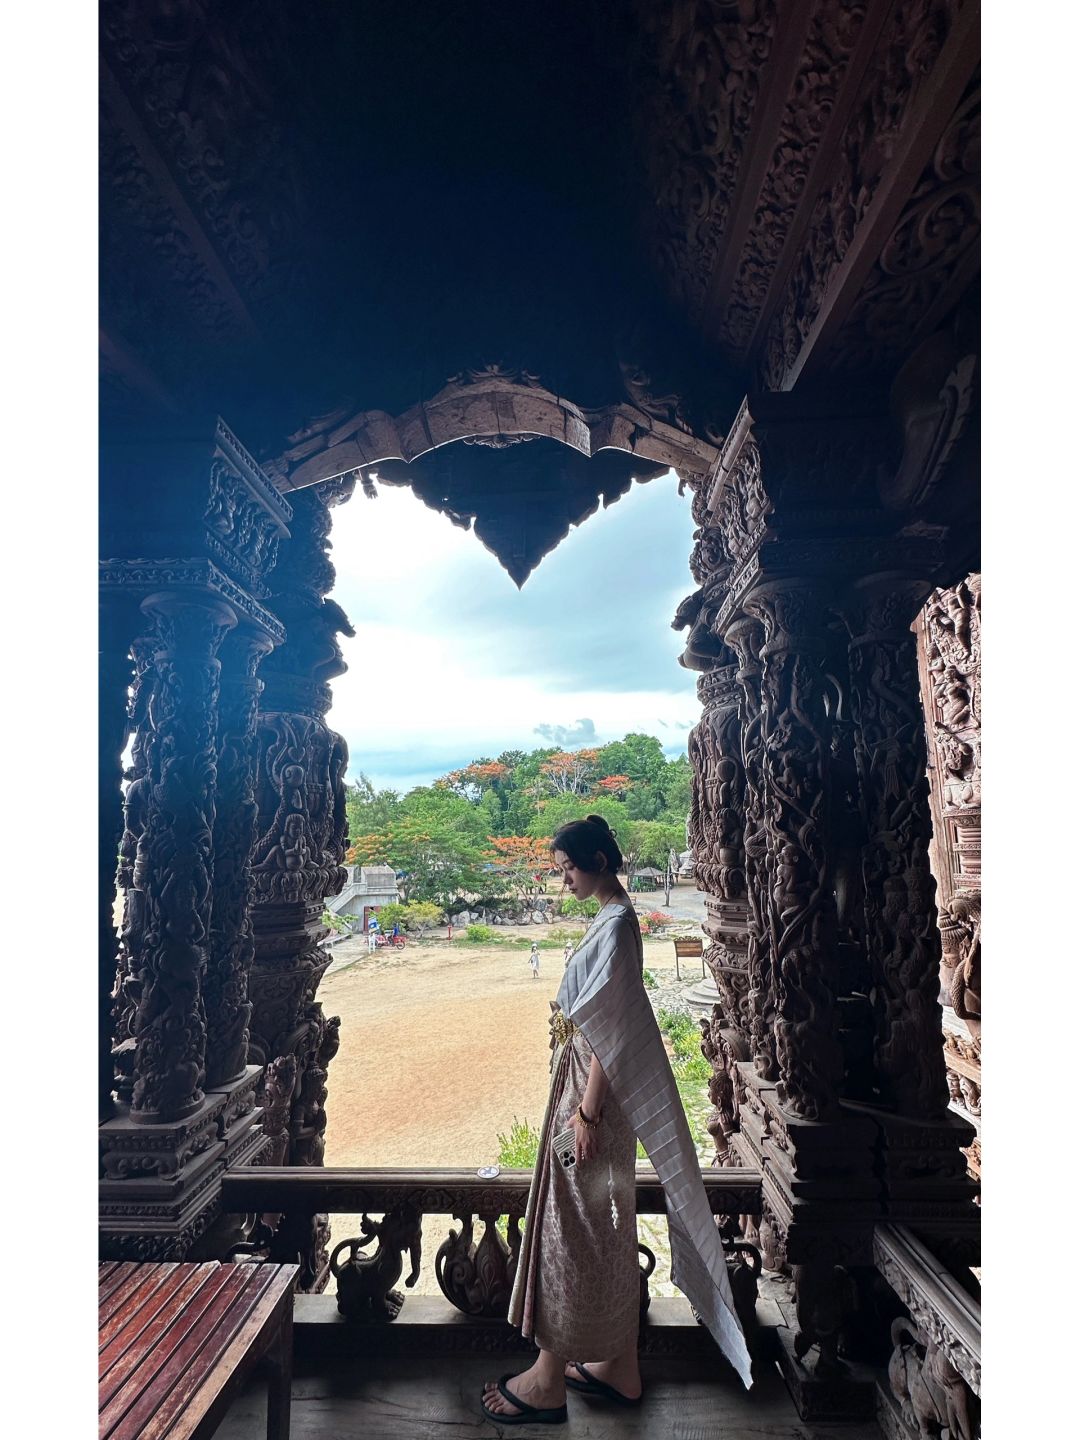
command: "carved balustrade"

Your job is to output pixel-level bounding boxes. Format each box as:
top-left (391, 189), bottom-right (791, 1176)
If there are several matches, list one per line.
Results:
top-left (873, 1224), bottom-right (980, 1440)
top-left (221, 1165), bottom-right (763, 1333)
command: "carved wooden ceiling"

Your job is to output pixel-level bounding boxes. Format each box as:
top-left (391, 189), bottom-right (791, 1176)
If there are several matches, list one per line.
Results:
top-left (100, 0), bottom-right (979, 577)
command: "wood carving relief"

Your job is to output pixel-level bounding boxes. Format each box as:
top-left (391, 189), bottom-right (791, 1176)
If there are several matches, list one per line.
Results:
top-left (726, 616), bottom-right (776, 1081)
top-left (204, 627), bottom-right (273, 1088)
top-left (843, 582), bottom-right (948, 1118)
top-left (746, 585), bottom-right (842, 1120)
top-left (761, 0), bottom-right (974, 388)
top-left (722, 1), bottom-right (872, 350)
top-left (127, 594), bottom-right (236, 1124)
top-left (247, 479), bottom-right (356, 1289)
top-left (829, 77), bottom-right (980, 378)
top-left (916, 573), bottom-right (981, 1177)
top-left (632, 0), bottom-right (779, 312)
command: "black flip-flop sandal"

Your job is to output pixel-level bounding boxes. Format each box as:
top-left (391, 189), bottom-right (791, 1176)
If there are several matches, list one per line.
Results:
top-left (564, 1362), bottom-right (644, 1406)
top-left (480, 1373), bottom-right (569, 1425)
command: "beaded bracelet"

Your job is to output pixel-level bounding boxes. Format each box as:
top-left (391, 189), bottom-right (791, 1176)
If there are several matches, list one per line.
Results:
top-left (576, 1103), bottom-right (601, 1129)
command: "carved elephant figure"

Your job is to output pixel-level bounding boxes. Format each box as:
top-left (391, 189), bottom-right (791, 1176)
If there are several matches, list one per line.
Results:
top-left (888, 1318), bottom-right (974, 1440)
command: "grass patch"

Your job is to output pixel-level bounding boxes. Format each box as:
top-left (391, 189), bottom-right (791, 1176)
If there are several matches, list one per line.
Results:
top-left (656, 1006), bottom-right (712, 1150)
top-left (642, 968), bottom-right (658, 989)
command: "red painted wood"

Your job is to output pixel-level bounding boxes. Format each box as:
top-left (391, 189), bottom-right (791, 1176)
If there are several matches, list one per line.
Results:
top-left (136, 1273), bottom-right (292, 1440)
top-left (97, 1262), bottom-right (298, 1440)
top-left (107, 1267), bottom-right (278, 1440)
top-left (100, 1265), bottom-right (177, 1348)
top-left (98, 1262), bottom-right (142, 1311)
top-left (99, 1263), bottom-right (183, 1373)
top-left (99, 1265), bottom-right (233, 1423)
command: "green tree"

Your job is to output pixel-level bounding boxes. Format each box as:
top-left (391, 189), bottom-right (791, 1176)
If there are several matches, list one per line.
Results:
top-left (659, 753), bottom-right (692, 821)
top-left (345, 773), bottom-right (401, 841)
top-left (596, 734), bottom-right (667, 789)
top-left (351, 788), bottom-right (489, 905)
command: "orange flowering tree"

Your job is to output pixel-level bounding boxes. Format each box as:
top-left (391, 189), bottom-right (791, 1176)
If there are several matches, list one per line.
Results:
top-left (483, 834), bottom-right (552, 901)
top-left (594, 774), bottom-right (632, 799)
top-left (438, 760), bottom-right (511, 803)
top-left (540, 748), bottom-right (599, 795)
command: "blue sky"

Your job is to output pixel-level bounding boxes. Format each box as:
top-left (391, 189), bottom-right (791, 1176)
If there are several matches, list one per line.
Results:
top-left (326, 469), bottom-right (701, 792)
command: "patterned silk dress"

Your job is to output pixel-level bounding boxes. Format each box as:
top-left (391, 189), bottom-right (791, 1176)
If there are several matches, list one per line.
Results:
top-left (508, 913), bottom-right (642, 1358)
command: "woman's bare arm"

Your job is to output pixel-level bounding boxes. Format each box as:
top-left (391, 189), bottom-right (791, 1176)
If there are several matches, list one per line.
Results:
top-left (581, 1052), bottom-right (609, 1121)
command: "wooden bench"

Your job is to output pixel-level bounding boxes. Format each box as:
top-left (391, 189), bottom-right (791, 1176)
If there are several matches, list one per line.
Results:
top-left (99, 1260), bottom-right (299, 1440)
top-left (672, 935), bottom-right (705, 981)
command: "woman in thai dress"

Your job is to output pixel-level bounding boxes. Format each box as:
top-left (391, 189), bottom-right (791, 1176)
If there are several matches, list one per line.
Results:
top-left (481, 816), bottom-right (753, 1425)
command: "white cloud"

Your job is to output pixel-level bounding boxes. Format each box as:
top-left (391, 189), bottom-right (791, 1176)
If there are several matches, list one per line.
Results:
top-left (325, 472), bottom-right (699, 791)
top-left (533, 717), bottom-right (598, 747)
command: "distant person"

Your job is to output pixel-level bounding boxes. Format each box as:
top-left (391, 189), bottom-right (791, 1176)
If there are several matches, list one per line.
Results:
top-left (529, 941), bottom-right (541, 980)
top-left (562, 937), bottom-right (574, 968)
top-left (367, 915), bottom-right (380, 952)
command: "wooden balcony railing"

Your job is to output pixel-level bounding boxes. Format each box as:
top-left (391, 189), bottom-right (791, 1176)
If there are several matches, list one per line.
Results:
top-left (221, 1165), bottom-right (763, 1337)
top-left (873, 1224), bottom-right (981, 1438)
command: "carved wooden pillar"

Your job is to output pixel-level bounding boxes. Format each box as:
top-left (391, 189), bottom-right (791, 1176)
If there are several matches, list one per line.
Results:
top-left (248, 478), bottom-right (355, 1291)
top-left (205, 626), bottom-right (274, 1089)
top-left (915, 574), bottom-right (981, 1183)
top-left (745, 582), bottom-right (843, 1123)
top-left (687, 657), bottom-right (752, 1165)
top-left (100, 417), bottom-right (291, 1261)
top-left (99, 594), bottom-right (139, 1121)
top-left (111, 631), bottom-right (157, 1109)
top-left (726, 615), bottom-right (774, 1084)
top-left (128, 592), bottom-right (236, 1124)
top-left (841, 578), bottom-right (948, 1119)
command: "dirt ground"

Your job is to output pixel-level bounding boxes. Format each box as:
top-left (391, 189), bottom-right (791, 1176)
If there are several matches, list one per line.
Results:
top-left (320, 927), bottom-right (687, 1168)
top-left (318, 926), bottom-right (695, 1293)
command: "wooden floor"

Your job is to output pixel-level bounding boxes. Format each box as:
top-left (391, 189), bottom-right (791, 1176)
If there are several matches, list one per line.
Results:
top-left (214, 1352), bottom-right (885, 1439)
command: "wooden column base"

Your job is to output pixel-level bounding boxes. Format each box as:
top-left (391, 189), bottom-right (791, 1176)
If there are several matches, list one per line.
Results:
top-left (775, 1327), bottom-right (878, 1422)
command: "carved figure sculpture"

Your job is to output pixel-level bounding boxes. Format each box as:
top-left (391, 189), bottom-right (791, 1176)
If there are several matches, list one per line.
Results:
top-left (888, 1317), bottom-right (974, 1440)
top-left (330, 1204), bottom-right (423, 1321)
top-left (435, 1213), bottom-right (516, 1318)
top-left (793, 1262), bottom-right (856, 1376)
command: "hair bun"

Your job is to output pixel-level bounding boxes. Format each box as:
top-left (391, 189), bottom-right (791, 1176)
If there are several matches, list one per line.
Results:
top-left (585, 813), bottom-right (613, 835)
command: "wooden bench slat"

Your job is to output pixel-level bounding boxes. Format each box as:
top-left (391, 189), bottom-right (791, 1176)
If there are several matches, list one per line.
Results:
top-left (98, 1261), bottom-right (125, 1286)
top-left (100, 1265), bottom-right (169, 1327)
top-left (99, 1264), bottom-right (237, 1427)
top-left (99, 1263), bottom-right (183, 1372)
top-left (138, 1271), bottom-right (296, 1440)
top-left (100, 1265), bottom-right (180, 1350)
top-left (108, 1266), bottom-right (279, 1440)
top-left (98, 1262), bottom-right (142, 1311)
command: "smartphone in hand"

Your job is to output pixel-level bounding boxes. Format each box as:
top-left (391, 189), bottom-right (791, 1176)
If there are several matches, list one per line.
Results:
top-left (551, 1127), bottom-right (576, 1169)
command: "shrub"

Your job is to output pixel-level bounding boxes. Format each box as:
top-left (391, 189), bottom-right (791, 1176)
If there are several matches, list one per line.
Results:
top-left (642, 968), bottom-right (658, 990)
top-left (548, 925), bottom-right (587, 944)
top-left (321, 909), bottom-right (351, 935)
top-left (657, 1006), bottom-right (708, 1063)
top-left (376, 901), bottom-right (410, 933)
top-left (463, 923), bottom-right (501, 943)
top-left (496, 1117), bottom-right (541, 1169)
top-left (557, 895), bottom-right (600, 919)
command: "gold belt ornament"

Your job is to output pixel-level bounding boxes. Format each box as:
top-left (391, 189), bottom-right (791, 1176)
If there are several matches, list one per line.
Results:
top-left (548, 1005), bottom-right (577, 1049)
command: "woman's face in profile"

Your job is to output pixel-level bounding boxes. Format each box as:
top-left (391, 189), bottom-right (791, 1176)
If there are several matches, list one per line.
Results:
top-left (554, 848), bottom-right (605, 901)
